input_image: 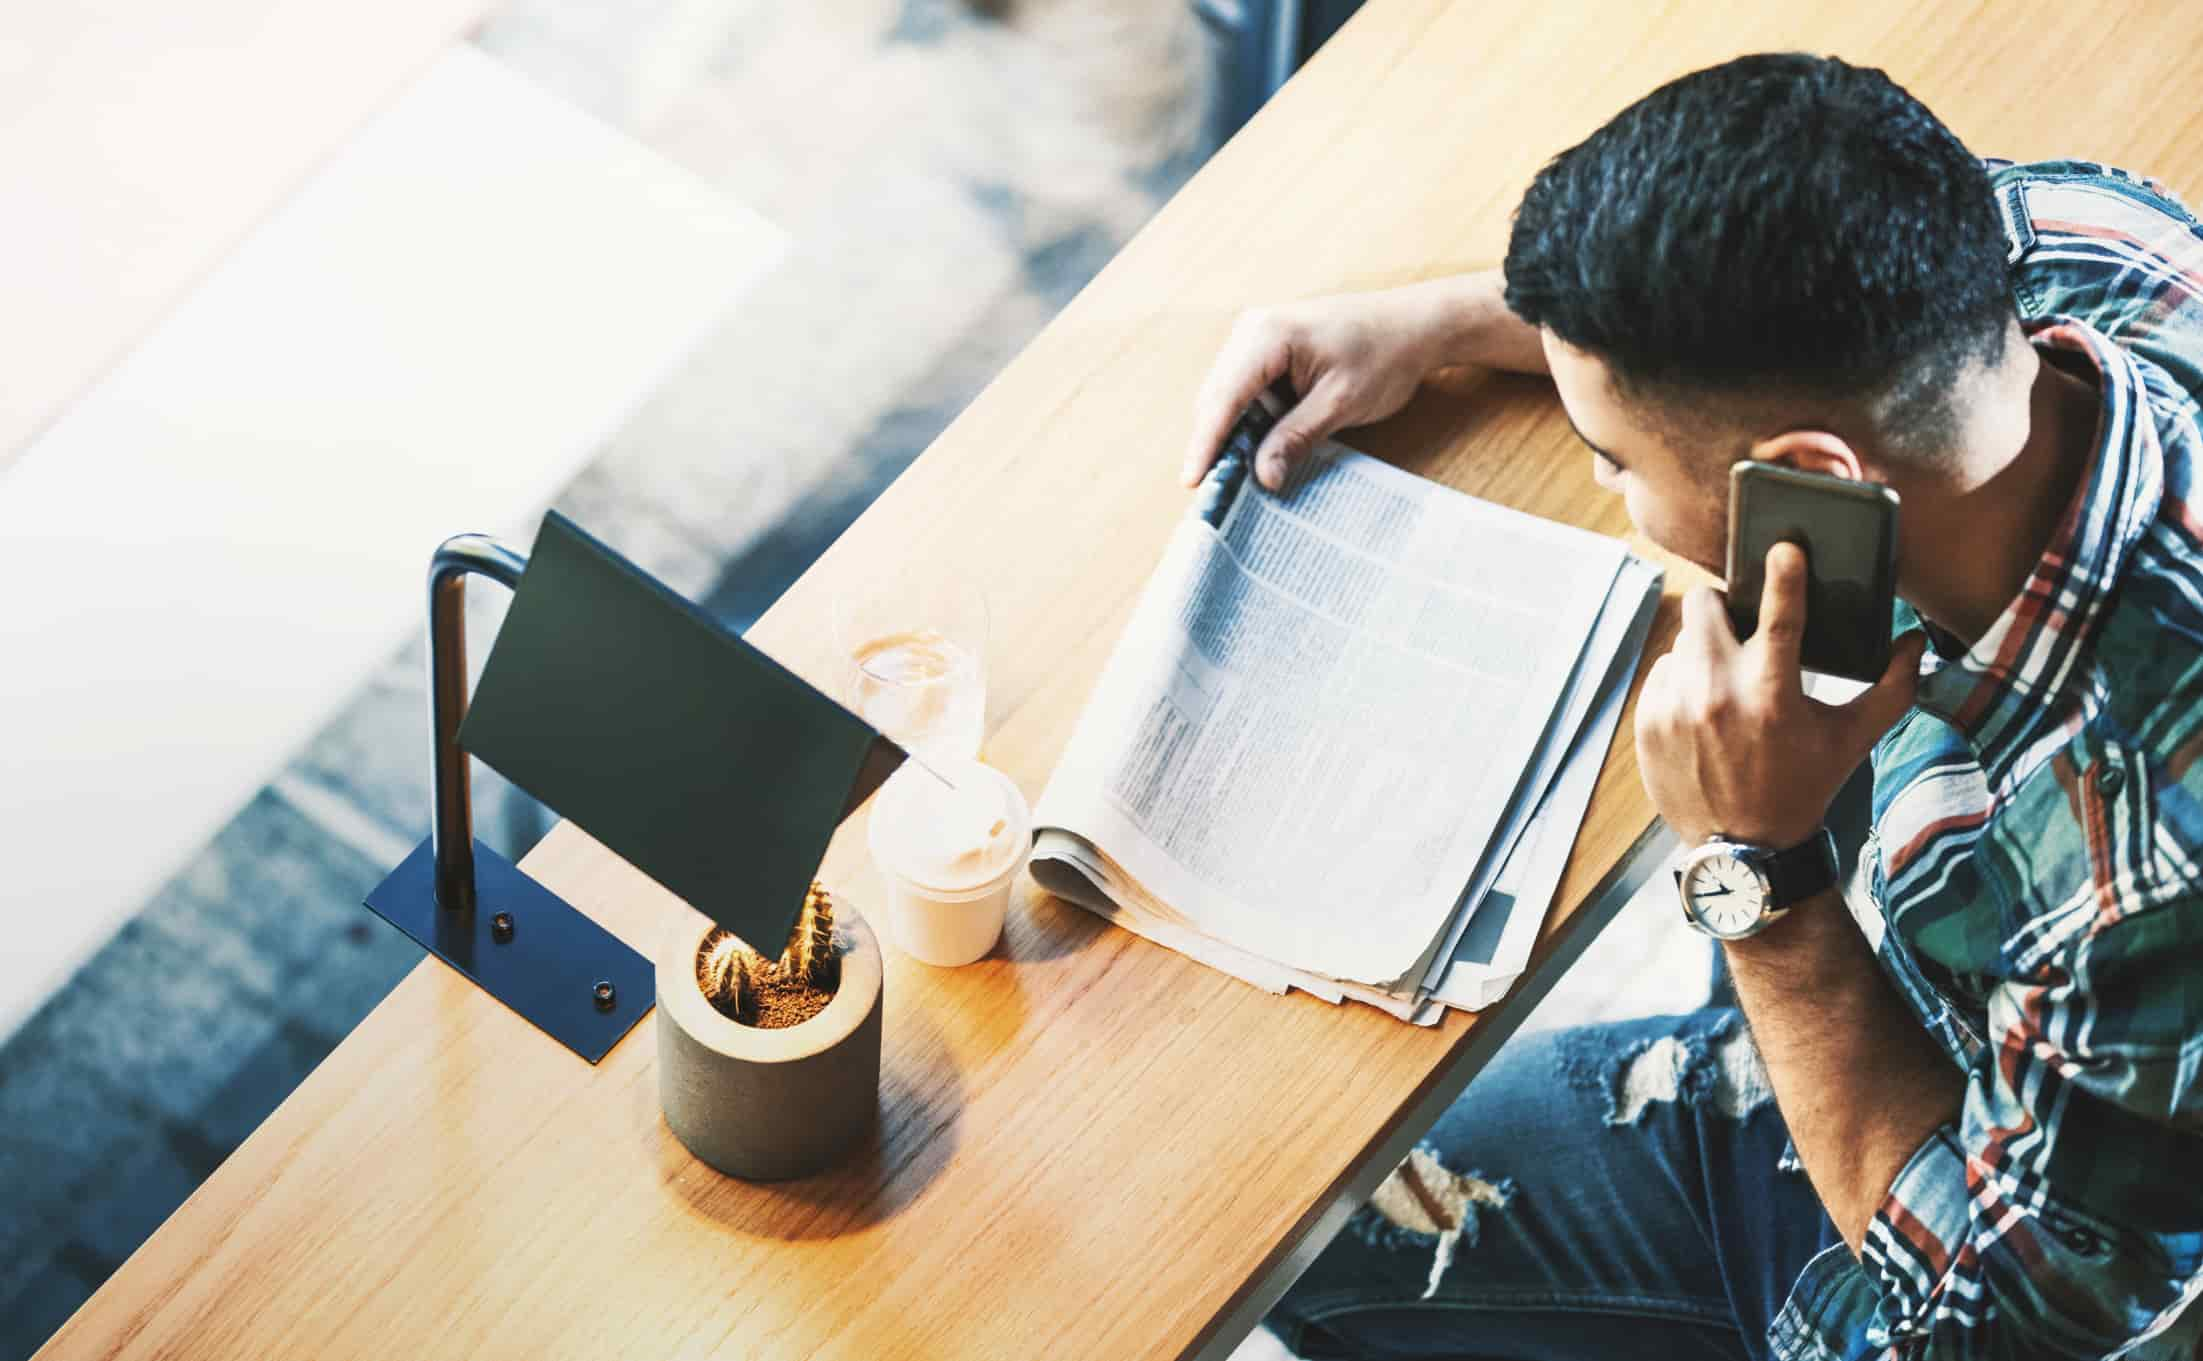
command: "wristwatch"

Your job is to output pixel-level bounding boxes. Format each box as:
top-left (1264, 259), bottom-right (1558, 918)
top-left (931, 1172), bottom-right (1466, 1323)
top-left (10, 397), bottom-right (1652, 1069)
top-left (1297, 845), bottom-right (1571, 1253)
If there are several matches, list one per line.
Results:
top-left (1674, 828), bottom-right (1839, 940)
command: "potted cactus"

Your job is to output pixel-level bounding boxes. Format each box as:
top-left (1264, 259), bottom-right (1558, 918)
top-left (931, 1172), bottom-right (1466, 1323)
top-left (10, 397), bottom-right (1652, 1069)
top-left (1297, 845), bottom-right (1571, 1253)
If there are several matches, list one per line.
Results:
top-left (657, 883), bottom-right (883, 1180)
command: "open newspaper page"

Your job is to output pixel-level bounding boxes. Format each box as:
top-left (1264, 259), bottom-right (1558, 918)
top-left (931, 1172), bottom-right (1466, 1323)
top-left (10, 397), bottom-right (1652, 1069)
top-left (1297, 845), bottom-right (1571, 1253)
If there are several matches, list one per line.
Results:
top-left (1032, 390), bottom-right (1627, 988)
top-left (1032, 563), bottom-right (1656, 1021)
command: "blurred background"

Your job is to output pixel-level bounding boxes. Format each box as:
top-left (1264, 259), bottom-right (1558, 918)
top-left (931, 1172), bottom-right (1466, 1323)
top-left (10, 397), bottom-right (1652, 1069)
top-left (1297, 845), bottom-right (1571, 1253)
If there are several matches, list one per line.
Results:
top-left (0, 0), bottom-right (1368, 1350)
top-left (0, 3), bottom-right (1705, 1355)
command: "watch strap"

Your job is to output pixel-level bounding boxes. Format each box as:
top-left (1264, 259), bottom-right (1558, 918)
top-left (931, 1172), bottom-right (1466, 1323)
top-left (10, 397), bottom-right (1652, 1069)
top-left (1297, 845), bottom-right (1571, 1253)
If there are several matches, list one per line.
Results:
top-left (1760, 827), bottom-right (1839, 909)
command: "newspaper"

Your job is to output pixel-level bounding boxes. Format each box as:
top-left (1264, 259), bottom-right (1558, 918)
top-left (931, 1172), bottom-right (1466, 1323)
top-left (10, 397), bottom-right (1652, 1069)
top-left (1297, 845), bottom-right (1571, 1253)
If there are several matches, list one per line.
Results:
top-left (1431, 558), bottom-right (1661, 1009)
top-left (1395, 555), bottom-right (1662, 1001)
top-left (1030, 388), bottom-right (1660, 1017)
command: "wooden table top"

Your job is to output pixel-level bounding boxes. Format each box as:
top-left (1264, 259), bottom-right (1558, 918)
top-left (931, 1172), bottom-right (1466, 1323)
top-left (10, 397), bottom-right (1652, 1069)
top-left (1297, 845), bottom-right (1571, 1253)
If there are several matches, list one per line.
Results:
top-left (44, 2), bottom-right (2203, 1358)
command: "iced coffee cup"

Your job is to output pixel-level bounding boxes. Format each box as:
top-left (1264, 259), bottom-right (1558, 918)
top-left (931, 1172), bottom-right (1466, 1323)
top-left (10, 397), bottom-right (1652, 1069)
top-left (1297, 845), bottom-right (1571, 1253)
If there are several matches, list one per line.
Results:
top-left (833, 581), bottom-right (988, 763)
top-left (866, 758), bottom-right (1032, 967)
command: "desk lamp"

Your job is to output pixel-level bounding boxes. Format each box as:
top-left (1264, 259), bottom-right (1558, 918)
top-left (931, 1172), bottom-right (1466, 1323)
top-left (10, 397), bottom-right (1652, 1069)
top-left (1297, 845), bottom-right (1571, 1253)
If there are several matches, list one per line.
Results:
top-left (363, 511), bottom-right (905, 1132)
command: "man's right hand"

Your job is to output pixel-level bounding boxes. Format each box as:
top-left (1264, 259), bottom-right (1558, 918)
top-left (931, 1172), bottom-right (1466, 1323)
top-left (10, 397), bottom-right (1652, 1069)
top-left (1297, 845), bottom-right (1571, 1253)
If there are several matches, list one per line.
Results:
top-left (1181, 288), bottom-right (1444, 492)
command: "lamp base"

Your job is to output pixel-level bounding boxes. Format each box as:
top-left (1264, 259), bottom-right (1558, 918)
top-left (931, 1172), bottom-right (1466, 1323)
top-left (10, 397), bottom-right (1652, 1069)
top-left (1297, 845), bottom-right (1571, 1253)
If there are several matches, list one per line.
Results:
top-left (364, 837), bottom-right (653, 1064)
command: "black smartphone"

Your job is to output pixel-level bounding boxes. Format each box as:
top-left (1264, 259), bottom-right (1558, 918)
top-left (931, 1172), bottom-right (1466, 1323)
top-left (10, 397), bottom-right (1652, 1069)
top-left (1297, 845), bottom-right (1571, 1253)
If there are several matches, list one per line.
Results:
top-left (1726, 461), bottom-right (1900, 684)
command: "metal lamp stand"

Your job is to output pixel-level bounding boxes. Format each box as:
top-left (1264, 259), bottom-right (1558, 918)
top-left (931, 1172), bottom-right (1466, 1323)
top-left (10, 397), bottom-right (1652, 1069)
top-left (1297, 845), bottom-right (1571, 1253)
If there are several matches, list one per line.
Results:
top-left (362, 534), bottom-right (654, 1064)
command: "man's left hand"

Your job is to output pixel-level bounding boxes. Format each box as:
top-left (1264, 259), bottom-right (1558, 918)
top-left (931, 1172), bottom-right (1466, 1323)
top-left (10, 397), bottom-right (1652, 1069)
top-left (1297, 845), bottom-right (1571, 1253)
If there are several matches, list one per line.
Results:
top-left (1635, 542), bottom-right (1926, 850)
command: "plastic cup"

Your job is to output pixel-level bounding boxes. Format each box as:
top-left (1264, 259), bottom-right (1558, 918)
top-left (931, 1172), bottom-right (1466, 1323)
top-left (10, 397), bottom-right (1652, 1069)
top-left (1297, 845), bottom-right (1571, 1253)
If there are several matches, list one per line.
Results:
top-left (833, 579), bottom-right (988, 763)
top-left (867, 759), bottom-right (1032, 967)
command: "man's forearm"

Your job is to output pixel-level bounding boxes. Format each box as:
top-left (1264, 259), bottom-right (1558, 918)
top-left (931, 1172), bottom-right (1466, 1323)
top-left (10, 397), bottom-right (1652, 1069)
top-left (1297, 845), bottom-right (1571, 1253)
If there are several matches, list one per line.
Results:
top-left (1723, 887), bottom-right (1962, 1253)
top-left (1409, 269), bottom-right (1549, 375)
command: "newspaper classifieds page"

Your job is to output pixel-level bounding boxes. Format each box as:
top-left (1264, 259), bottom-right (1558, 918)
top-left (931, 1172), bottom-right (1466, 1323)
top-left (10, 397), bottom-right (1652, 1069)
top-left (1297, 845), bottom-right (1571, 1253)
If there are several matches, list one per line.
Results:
top-left (1031, 388), bottom-right (1628, 989)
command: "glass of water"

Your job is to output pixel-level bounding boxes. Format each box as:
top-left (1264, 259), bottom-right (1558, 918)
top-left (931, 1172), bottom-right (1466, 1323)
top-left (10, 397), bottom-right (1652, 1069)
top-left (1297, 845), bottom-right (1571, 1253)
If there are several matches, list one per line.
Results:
top-left (832, 578), bottom-right (989, 763)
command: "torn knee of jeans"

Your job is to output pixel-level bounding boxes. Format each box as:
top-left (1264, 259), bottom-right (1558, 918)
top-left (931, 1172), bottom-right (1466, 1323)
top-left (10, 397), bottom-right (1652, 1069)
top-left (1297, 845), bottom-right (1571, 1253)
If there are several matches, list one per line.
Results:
top-left (1351, 1145), bottom-right (1515, 1299)
top-left (1562, 1014), bottom-right (1774, 1126)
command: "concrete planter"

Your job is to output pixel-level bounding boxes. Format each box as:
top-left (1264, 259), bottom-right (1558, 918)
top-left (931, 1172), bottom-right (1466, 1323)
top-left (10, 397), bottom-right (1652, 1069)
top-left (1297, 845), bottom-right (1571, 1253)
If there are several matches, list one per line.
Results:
top-left (656, 907), bottom-right (883, 1180)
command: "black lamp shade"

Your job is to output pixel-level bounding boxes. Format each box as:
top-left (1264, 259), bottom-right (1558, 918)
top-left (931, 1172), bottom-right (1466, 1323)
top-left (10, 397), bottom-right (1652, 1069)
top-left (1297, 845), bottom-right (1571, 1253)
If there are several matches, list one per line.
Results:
top-left (459, 511), bottom-right (902, 956)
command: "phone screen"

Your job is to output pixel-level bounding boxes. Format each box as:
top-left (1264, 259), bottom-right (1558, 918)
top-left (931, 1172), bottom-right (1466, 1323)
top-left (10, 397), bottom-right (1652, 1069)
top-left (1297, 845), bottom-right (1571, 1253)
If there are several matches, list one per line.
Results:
top-left (1726, 464), bottom-right (1899, 684)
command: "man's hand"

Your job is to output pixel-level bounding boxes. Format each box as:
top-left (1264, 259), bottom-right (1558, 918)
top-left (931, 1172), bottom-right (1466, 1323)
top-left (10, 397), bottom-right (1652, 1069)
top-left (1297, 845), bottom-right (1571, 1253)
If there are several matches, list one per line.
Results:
top-left (1634, 542), bottom-right (1926, 850)
top-left (1182, 289), bottom-right (1441, 491)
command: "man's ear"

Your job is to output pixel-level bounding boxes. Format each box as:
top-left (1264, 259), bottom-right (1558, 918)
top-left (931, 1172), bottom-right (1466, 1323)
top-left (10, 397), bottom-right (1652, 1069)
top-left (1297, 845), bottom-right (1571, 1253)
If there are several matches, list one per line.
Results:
top-left (1747, 430), bottom-right (1867, 481)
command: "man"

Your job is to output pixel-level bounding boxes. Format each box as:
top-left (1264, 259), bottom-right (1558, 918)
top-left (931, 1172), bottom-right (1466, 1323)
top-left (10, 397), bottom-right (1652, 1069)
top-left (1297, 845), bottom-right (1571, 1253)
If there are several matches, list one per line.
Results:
top-left (1182, 54), bottom-right (2203, 1361)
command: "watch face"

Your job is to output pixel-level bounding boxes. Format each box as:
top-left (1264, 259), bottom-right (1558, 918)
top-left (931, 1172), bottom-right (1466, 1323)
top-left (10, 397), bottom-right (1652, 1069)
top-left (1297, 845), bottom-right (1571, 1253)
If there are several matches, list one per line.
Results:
top-left (1682, 851), bottom-right (1769, 939)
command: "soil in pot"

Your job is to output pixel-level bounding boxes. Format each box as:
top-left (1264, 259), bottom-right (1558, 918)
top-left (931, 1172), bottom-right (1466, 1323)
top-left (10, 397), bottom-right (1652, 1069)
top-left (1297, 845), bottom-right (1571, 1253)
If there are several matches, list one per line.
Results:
top-left (696, 881), bottom-right (844, 1029)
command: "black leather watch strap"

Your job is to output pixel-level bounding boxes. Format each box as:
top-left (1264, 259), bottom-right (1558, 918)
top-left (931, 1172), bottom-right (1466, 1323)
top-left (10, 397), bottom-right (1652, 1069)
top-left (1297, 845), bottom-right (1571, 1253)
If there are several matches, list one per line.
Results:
top-left (1761, 828), bottom-right (1839, 909)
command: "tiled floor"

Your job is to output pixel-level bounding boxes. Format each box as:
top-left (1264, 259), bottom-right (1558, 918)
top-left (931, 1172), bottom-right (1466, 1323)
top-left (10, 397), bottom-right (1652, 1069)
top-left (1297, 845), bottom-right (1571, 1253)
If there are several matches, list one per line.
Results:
top-left (0, 791), bottom-right (421, 1349)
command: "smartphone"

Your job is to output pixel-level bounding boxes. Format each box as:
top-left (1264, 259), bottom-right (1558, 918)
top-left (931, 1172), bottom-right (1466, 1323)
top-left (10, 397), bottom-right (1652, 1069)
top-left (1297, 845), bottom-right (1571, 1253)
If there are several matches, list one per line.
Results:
top-left (1726, 461), bottom-right (1900, 683)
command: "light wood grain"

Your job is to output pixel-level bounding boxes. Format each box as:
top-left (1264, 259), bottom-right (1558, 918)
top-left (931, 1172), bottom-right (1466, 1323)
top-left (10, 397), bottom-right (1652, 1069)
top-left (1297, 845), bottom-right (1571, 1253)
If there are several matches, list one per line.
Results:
top-left (43, 2), bottom-right (2203, 1358)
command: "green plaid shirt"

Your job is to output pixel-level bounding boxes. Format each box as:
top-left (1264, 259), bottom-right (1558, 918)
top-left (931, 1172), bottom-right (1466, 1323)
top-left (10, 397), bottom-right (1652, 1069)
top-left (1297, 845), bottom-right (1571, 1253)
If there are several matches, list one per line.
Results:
top-left (1769, 161), bottom-right (2203, 1360)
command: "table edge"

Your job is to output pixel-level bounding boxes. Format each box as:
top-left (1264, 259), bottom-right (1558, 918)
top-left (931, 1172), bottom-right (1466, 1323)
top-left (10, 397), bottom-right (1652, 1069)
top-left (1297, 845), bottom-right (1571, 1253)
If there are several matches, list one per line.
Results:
top-left (1179, 815), bottom-right (1678, 1361)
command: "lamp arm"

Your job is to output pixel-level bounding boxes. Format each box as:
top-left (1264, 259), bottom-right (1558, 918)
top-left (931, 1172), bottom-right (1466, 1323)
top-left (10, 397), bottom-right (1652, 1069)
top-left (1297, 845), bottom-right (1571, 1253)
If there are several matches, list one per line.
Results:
top-left (427, 534), bottom-right (528, 913)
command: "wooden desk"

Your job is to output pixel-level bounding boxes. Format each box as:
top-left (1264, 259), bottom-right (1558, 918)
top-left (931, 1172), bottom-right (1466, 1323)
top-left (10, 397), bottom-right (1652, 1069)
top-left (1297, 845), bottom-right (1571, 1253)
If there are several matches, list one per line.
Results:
top-left (44, 2), bottom-right (2203, 1357)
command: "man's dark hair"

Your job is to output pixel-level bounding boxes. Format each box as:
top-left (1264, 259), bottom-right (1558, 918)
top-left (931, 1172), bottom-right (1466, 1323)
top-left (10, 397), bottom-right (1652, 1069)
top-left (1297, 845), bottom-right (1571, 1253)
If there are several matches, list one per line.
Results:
top-left (1503, 53), bottom-right (2012, 464)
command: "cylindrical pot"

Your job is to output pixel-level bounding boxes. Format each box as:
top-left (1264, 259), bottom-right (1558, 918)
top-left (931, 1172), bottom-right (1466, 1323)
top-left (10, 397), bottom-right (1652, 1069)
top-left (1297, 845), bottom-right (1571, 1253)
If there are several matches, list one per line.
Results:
top-left (656, 907), bottom-right (883, 1180)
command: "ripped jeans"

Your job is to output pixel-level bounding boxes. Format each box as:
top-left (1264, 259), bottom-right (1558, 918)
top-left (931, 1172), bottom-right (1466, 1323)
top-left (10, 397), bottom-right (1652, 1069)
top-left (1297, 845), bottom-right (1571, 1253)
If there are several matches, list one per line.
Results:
top-left (1266, 1008), bottom-right (1838, 1361)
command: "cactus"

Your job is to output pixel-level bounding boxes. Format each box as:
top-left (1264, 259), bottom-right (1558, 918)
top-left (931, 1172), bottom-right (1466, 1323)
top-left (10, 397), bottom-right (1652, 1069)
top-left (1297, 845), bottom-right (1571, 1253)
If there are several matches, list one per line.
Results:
top-left (698, 929), bottom-right (760, 1025)
top-left (783, 882), bottom-right (841, 993)
top-left (697, 884), bottom-right (840, 1029)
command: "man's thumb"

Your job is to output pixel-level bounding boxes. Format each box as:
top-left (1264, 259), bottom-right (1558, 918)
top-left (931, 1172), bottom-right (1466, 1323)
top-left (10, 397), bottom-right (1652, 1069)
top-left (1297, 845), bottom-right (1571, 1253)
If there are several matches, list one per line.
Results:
top-left (1251, 385), bottom-right (1342, 490)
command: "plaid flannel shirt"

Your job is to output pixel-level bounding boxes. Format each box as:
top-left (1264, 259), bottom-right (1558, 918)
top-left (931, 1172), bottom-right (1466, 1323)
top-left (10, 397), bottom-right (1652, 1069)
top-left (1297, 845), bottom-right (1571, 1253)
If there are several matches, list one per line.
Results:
top-left (1768, 161), bottom-right (2203, 1360)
